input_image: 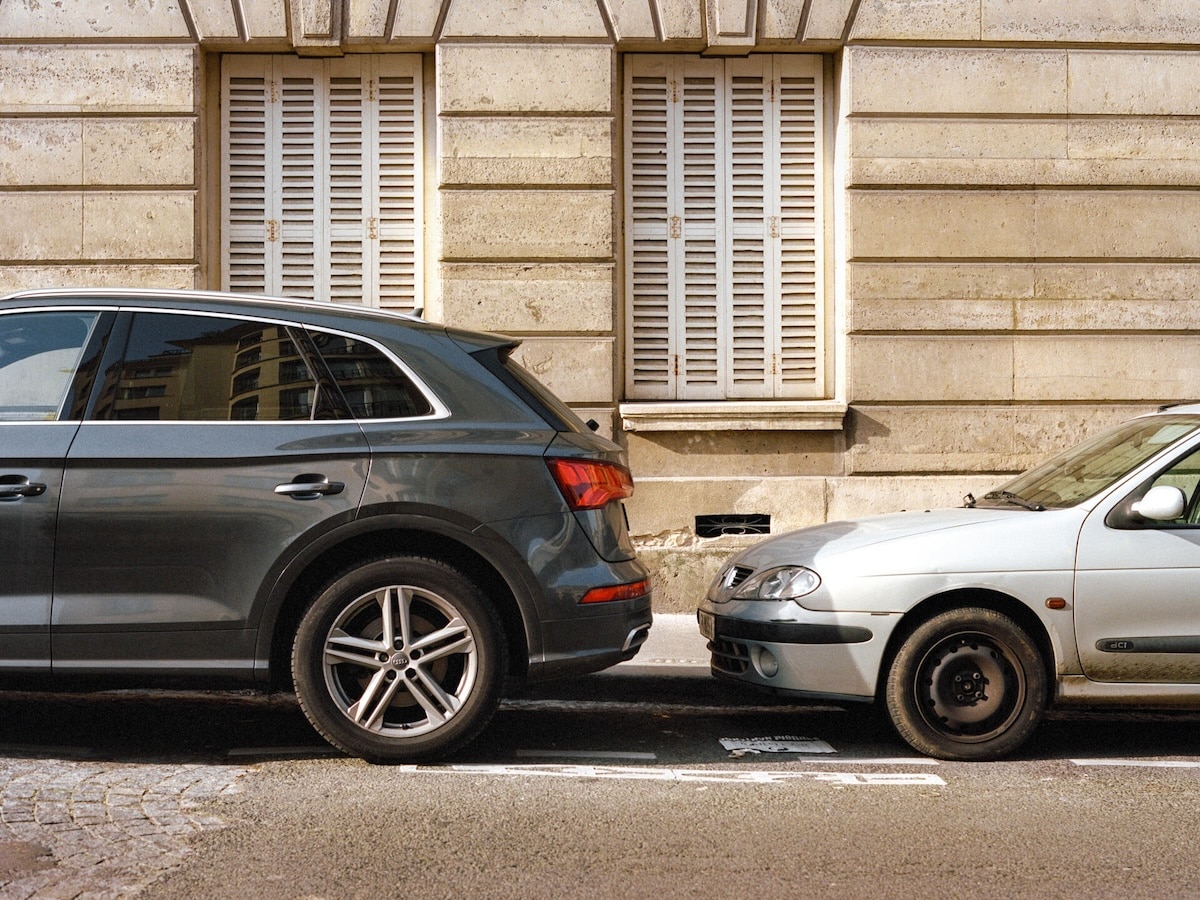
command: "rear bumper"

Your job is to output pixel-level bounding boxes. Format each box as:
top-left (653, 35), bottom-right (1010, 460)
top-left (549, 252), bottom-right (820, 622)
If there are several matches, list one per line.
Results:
top-left (530, 598), bottom-right (653, 681)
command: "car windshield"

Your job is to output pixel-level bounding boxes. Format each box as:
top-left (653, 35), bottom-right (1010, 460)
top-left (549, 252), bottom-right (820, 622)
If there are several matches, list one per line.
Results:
top-left (978, 414), bottom-right (1200, 510)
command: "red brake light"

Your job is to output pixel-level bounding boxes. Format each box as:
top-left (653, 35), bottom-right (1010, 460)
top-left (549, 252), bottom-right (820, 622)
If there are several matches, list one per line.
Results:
top-left (581, 578), bottom-right (650, 604)
top-left (546, 458), bottom-right (634, 511)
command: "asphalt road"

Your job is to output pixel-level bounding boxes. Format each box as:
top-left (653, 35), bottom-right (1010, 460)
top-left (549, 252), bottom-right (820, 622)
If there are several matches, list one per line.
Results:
top-left (1, 616), bottom-right (1199, 898)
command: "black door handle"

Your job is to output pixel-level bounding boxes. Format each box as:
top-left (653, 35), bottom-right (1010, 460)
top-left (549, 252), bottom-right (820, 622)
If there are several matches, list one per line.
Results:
top-left (274, 475), bottom-right (345, 501)
top-left (0, 476), bottom-right (47, 501)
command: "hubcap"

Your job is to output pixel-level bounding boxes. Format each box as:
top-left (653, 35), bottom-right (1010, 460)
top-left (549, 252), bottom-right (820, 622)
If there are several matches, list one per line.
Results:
top-left (915, 632), bottom-right (1025, 743)
top-left (321, 585), bottom-right (477, 738)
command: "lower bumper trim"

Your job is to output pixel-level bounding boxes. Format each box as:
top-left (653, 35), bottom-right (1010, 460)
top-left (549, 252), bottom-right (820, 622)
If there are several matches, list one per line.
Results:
top-left (706, 613), bottom-right (872, 646)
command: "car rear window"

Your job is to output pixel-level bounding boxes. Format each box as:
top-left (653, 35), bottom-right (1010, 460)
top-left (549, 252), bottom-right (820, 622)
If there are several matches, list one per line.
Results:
top-left (307, 331), bottom-right (434, 420)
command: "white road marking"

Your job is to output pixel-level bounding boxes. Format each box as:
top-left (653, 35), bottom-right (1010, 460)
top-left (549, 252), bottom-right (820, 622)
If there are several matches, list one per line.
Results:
top-left (397, 764), bottom-right (946, 786)
top-left (1071, 759), bottom-right (1200, 769)
top-left (516, 749), bottom-right (658, 761)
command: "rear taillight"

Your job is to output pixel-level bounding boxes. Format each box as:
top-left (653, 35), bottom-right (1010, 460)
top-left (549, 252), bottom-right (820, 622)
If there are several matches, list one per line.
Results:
top-left (581, 578), bottom-right (650, 604)
top-left (546, 458), bottom-right (634, 511)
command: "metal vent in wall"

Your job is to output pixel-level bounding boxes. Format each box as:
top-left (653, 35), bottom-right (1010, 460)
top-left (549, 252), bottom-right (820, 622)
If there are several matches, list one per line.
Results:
top-left (695, 514), bottom-right (771, 538)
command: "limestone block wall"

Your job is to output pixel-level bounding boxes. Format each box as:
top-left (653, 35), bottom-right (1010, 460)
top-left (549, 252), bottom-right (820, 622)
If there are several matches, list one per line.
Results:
top-left (0, 44), bottom-right (198, 293)
top-left (845, 8), bottom-right (1200, 490)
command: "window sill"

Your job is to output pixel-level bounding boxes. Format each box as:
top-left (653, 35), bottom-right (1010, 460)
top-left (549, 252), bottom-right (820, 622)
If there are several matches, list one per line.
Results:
top-left (619, 400), bottom-right (847, 433)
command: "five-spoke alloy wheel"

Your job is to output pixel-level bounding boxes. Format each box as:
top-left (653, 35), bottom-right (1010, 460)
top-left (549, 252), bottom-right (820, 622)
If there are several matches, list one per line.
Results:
top-left (293, 556), bottom-right (505, 762)
top-left (885, 608), bottom-right (1047, 761)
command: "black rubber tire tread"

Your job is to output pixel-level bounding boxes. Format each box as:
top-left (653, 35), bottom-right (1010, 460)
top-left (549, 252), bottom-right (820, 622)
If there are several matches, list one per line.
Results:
top-left (885, 607), bottom-right (1047, 762)
top-left (292, 555), bottom-right (506, 763)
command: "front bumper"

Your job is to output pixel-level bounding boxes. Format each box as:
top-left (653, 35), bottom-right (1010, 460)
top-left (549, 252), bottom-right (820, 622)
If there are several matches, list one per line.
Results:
top-left (698, 603), bottom-right (898, 702)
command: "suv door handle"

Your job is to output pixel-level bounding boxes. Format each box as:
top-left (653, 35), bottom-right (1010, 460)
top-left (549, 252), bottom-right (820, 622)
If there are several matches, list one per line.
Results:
top-left (0, 477), bottom-right (47, 501)
top-left (274, 476), bottom-right (345, 501)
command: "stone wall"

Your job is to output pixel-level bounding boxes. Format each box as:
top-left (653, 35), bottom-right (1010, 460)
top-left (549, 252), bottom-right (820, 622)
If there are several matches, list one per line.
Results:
top-left (0, 44), bottom-right (197, 293)
top-left (2, 1), bottom-right (1198, 610)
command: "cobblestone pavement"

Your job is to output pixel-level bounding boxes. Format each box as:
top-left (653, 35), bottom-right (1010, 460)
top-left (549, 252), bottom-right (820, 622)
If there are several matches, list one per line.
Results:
top-left (0, 757), bottom-right (251, 899)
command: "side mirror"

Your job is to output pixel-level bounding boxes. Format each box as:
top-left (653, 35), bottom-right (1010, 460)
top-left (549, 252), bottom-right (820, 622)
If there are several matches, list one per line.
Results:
top-left (1131, 485), bottom-right (1187, 521)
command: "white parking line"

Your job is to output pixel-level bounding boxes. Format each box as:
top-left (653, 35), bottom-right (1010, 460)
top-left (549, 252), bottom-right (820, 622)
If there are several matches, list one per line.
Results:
top-left (1072, 759), bottom-right (1200, 769)
top-left (397, 763), bottom-right (946, 786)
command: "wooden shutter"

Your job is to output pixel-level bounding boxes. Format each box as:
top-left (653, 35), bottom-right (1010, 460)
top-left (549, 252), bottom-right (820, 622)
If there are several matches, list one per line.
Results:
top-left (223, 57), bottom-right (272, 295)
top-left (626, 59), bottom-right (674, 398)
top-left (677, 61), bottom-right (725, 399)
top-left (221, 56), bottom-right (422, 310)
top-left (625, 55), bottom-right (824, 401)
top-left (775, 56), bottom-right (824, 396)
top-left (373, 59), bottom-right (422, 311)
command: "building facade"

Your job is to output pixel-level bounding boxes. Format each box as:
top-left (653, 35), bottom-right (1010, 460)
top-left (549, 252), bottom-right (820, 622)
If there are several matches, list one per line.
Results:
top-left (3, 0), bottom-right (1199, 609)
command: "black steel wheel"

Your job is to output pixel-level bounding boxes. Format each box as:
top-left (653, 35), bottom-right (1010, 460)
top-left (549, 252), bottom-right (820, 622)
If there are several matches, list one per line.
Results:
top-left (885, 608), bottom-right (1047, 761)
top-left (292, 556), bottom-right (505, 762)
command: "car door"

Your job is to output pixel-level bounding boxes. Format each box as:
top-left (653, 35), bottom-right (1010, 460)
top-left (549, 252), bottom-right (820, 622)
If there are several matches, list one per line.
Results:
top-left (53, 309), bottom-right (369, 676)
top-left (0, 308), bottom-right (106, 672)
top-left (1074, 443), bottom-right (1200, 683)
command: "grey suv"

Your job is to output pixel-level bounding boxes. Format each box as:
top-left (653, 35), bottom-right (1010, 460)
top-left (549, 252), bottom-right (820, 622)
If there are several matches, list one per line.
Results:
top-left (0, 288), bottom-right (652, 761)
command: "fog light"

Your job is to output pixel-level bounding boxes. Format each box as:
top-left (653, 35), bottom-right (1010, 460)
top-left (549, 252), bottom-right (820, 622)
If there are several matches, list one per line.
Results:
top-left (753, 646), bottom-right (779, 678)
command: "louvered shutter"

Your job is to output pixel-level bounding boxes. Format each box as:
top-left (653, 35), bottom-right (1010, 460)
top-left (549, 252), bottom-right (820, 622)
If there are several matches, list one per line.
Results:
top-left (625, 55), bottom-right (824, 401)
top-left (677, 61), bottom-right (725, 399)
top-left (373, 58), bottom-right (422, 311)
top-left (626, 59), bottom-right (674, 398)
top-left (221, 56), bottom-right (422, 310)
top-left (276, 58), bottom-right (322, 300)
top-left (223, 57), bottom-right (272, 294)
top-left (326, 58), bottom-right (366, 304)
top-left (775, 56), bottom-right (824, 396)
top-left (726, 58), bottom-right (772, 398)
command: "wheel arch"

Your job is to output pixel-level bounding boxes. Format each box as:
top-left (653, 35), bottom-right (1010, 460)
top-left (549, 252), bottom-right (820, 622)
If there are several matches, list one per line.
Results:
top-left (258, 522), bottom-right (535, 690)
top-left (875, 589), bottom-right (1056, 705)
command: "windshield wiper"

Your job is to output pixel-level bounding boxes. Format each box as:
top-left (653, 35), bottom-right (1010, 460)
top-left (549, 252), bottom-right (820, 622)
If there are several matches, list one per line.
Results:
top-left (982, 490), bottom-right (1045, 511)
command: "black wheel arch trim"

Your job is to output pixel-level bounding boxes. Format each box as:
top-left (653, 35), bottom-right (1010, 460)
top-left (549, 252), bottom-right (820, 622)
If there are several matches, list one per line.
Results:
top-left (252, 507), bottom-right (543, 681)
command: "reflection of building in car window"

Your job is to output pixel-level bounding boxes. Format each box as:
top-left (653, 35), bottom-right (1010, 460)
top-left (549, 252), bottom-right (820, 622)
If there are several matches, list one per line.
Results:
top-left (103, 318), bottom-right (317, 421)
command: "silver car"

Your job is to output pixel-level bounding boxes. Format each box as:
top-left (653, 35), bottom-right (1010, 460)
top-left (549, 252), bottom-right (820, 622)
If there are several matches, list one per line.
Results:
top-left (700, 406), bottom-right (1200, 760)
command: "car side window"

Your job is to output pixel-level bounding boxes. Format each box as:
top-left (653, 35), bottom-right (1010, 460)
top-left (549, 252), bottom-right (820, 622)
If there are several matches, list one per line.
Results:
top-left (0, 311), bottom-right (98, 422)
top-left (95, 313), bottom-right (324, 422)
top-left (308, 330), bottom-right (433, 419)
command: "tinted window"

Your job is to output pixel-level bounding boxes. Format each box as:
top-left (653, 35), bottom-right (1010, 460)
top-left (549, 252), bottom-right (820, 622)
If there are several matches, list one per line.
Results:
top-left (96, 313), bottom-right (321, 421)
top-left (309, 331), bottom-right (433, 419)
top-left (0, 311), bottom-right (97, 421)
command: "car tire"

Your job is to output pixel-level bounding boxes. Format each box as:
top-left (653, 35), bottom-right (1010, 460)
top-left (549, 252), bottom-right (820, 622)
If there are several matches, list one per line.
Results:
top-left (292, 555), bottom-right (506, 763)
top-left (885, 607), bottom-right (1047, 761)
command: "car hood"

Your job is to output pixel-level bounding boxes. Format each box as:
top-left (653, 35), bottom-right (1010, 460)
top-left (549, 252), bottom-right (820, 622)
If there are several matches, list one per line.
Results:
top-left (728, 506), bottom-right (1084, 577)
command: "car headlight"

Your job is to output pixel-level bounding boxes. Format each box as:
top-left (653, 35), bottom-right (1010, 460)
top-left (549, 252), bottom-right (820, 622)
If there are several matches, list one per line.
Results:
top-left (734, 566), bottom-right (821, 601)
